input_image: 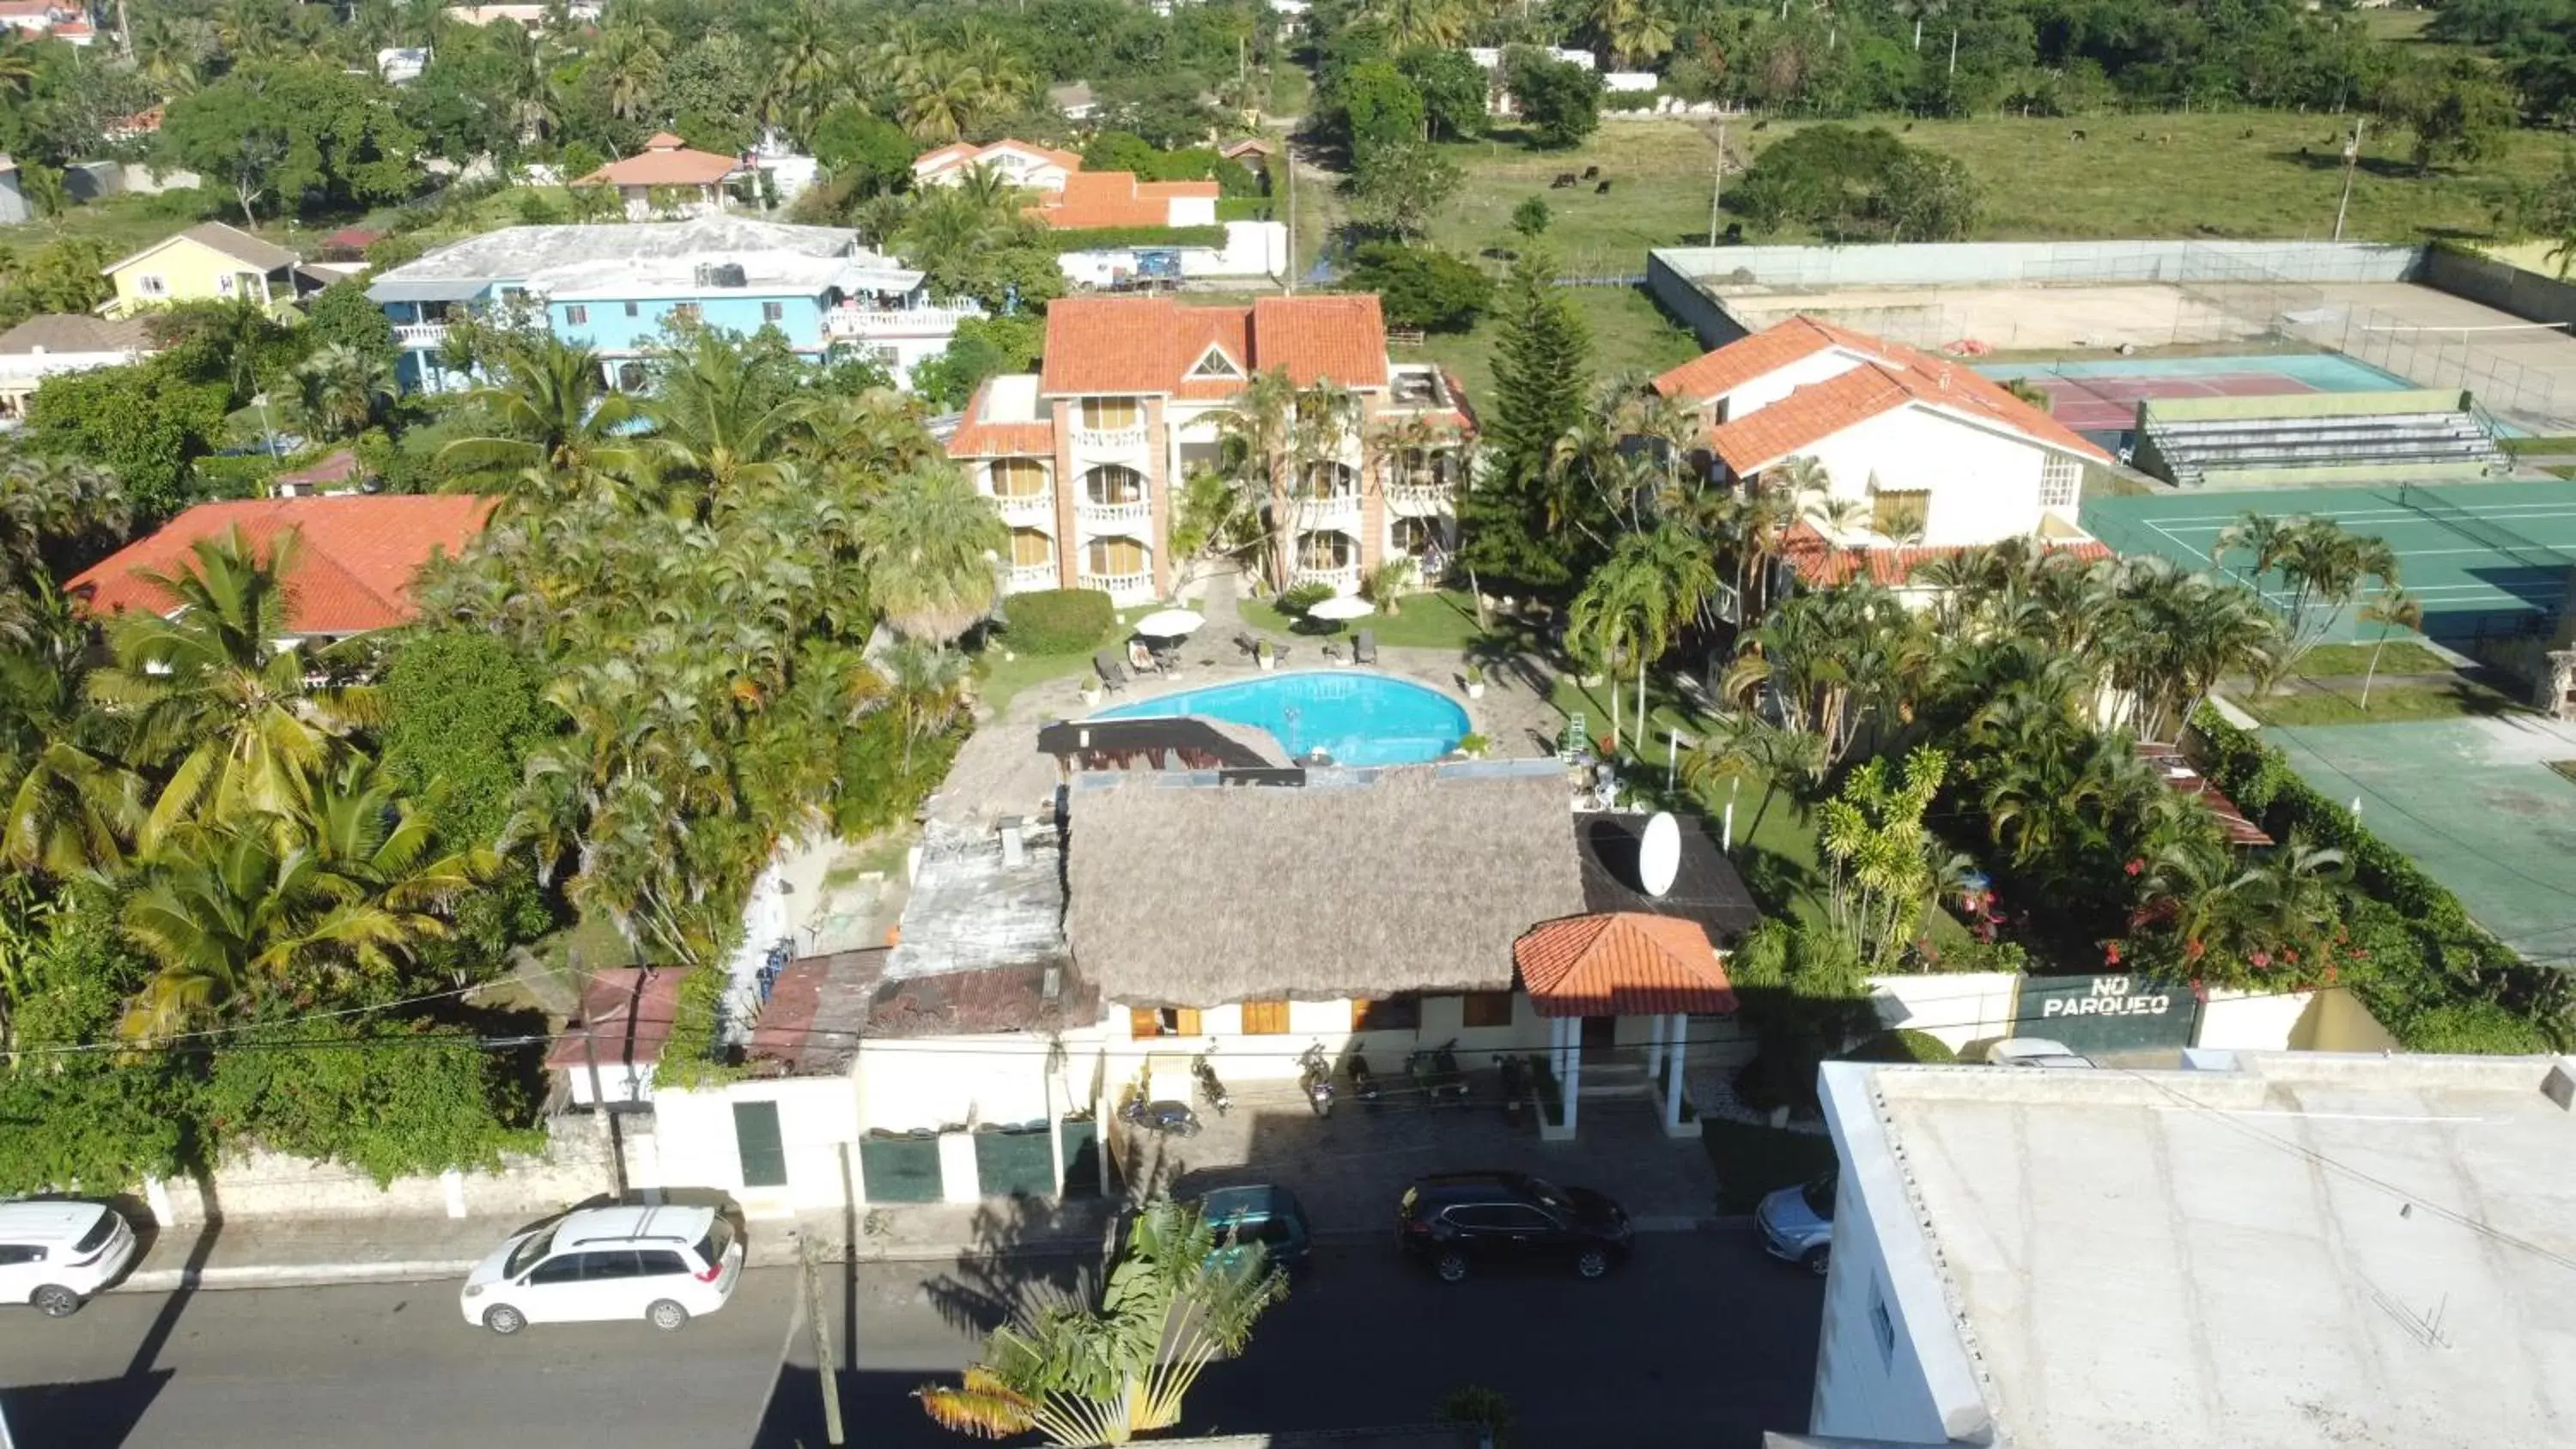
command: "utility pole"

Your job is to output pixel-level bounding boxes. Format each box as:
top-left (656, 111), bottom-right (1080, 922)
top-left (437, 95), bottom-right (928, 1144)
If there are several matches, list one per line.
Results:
top-left (802, 1239), bottom-right (847, 1446)
top-left (1284, 139), bottom-right (1297, 296)
top-left (1707, 122), bottom-right (1727, 246)
top-left (2332, 115), bottom-right (2365, 243)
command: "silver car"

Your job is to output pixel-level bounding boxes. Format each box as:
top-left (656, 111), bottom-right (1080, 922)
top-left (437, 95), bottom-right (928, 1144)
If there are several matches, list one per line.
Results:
top-left (1757, 1173), bottom-right (1835, 1276)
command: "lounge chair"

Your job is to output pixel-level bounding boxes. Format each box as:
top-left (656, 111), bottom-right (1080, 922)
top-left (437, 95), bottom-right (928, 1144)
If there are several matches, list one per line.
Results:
top-left (1233, 629), bottom-right (1262, 658)
top-left (1093, 650), bottom-right (1130, 692)
top-left (1127, 640), bottom-right (1158, 673)
top-left (1352, 628), bottom-right (1377, 665)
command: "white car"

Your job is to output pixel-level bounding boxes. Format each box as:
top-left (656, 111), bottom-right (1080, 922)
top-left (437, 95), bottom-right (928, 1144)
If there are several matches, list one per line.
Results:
top-left (1, 1200), bottom-right (138, 1319)
top-left (459, 1204), bottom-right (742, 1335)
top-left (1984, 1037), bottom-right (2097, 1070)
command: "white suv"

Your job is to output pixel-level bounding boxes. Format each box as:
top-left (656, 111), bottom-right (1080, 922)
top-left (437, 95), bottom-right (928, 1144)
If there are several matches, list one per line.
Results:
top-left (460, 1204), bottom-right (742, 1335)
top-left (1, 1200), bottom-right (138, 1318)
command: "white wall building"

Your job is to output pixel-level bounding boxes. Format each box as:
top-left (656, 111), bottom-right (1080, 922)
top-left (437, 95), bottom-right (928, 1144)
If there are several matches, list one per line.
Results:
top-left (0, 313), bottom-right (153, 422)
top-left (1651, 315), bottom-right (2111, 589)
top-left (1808, 1050), bottom-right (2576, 1446)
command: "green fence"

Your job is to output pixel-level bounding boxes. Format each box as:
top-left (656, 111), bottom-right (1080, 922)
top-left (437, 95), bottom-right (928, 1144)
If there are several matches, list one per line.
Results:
top-left (858, 1134), bottom-right (943, 1203)
top-left (2011, 974), bottom-right (2200, 1055)
top-left (1059, 1119), bottom-right (1103, 1197)
top-left (975, 1127), bottom-right (1057, 1198)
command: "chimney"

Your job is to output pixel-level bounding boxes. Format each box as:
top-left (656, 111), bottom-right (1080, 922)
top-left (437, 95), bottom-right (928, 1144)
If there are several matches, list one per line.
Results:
top-left (998, 815), bottom-right (1026, 868)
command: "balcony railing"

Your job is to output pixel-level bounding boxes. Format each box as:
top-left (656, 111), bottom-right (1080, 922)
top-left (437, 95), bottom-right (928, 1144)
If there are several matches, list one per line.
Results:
top-left (823, 304), bottom-right (986, 338)
top-left (1079, 569), bottom-right (1154, 599)
top-left (1071, 425), bottom-right (1149, 451)
top-left (1294, 494), bottom-right (1363, 527)
top-left (988, 488), bottom-right (1054, 524)
top-left (1076, 497), bottom-right (1152, 526)
top-left (1385, 481), bottom-right (1455, 512)
top-left (392, 322), bottom-right (450, 349)
top-left (1294, 563), bottom-right (1361, 592)
top-left (1007, 561), bottom-right (1060, 591)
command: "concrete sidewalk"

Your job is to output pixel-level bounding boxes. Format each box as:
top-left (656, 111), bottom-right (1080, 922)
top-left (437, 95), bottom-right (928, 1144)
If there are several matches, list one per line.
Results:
top-left (116, 1197), bottom-right (1121, 1295)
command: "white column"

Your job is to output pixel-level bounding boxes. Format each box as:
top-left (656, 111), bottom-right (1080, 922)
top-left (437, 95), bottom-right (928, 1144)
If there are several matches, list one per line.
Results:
top-left (1045, 1064), bottom-right (1066, 1197)
top-left (1561, 1018), bottom-right (1582, 1136)
top-left (1664, 1016), bottom-right (1688, 1131)
top-left (1643, 1015), bottom-right (1666, 1083)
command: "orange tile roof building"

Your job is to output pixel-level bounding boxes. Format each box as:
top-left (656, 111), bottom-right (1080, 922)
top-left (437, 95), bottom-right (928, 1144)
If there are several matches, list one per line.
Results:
top-left (66, 495), bottom-right (497, 640)
top-left (1652, 317), bottom-right (2111, 587)
top-left (572, 132), bottom-right (749, 221)
top-left (911, 138), bottom-right (1084, 193)
top-left (948, 294), bottom-right (1473, 606)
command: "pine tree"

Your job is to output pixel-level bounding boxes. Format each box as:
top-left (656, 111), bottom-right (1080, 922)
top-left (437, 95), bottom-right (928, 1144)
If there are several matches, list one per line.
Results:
top-left (1458, 247), bottom-right (1593, 593)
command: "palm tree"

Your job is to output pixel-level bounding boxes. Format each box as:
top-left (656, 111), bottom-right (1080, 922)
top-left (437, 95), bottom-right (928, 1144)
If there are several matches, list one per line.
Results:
top-left (592, 18), bottom-right (670, 121)
top-left (440, 335), bottom-right (641, 505)
top-left (292, 343), bottom-right (395, 441)
top-left (917, 1197), bottom-right (1290, 1446)
top-left (83, 528), bottom-right (372, 840)
top-left (1589, 0), bottom-right (1676, 67)
top-left (1362, 0), bottom-right (1470, 51)
top-left (2356, 585), bottom-right (2422, 711)
top-left (0, 34), bottom-right (40, 101)
top-left (865, 638), bottom-right (972, 766)
top-left (1685, 712), bottom-right (1823, 843)
top-left (643, 333), bottom-right (815, 502)
top-left (854, 464), bottom-right (1008, 644)
top-left (1214, 368), bottom-right (1309, 595)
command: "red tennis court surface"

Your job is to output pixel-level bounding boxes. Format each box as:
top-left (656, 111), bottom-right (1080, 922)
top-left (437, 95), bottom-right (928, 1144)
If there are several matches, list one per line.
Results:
top-left (2022, 372), bottom-right (2319, 432)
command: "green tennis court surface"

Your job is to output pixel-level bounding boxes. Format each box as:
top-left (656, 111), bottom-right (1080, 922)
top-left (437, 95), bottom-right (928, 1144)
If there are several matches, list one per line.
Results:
top-left (2082, 479), bottom-right (2576, 642)
top-left (2263, 716), bottom-right (2576, 966)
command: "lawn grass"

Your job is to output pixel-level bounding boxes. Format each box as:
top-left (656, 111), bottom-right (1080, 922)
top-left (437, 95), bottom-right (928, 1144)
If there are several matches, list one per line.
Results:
top-left (2237, 678), bottom-right (2526, 726)
top-left (2292, 640), bottom-right (2451, 677)
top-left (1239, 586), bottom-right (1492, 651)
top-left (1701, 1117), bottom-right (1838, 1216)
top-left (1426, 120), bottom-right (1727, 276)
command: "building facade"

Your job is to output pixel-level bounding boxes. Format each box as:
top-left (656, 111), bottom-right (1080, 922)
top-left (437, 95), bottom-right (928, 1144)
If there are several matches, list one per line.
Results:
top-left (100, 222), bottom-right (309, 318)
top-left (367, 218), bottom-right (971, 394)
top-left (948, 294), bottom-right (1471, 607)
top-left (0, 313), bottom-right (154, 422)
top-left (570, 131), bottom-right (749, 221)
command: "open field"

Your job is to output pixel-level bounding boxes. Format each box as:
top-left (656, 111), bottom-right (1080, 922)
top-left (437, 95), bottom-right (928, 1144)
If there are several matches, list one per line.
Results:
top-left (1427, 120), bottom-right (1727, 275)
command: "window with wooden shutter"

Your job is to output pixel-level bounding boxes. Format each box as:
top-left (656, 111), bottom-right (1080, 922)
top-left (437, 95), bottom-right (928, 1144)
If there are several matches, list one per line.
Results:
top-left (1131, 1007), bottom-right (1204, 1038)
top-left (1352, 996), bottom-right (1421, 1032)
top-left (1240, 999), bottom-right (1290, 1035)
top-left (1461, 991), bottom-right (1516, 1028)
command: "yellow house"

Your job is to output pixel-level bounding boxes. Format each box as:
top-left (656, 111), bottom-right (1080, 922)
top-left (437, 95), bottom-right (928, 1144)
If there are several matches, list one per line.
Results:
top-left (100, 222), bottom-right (309, 318)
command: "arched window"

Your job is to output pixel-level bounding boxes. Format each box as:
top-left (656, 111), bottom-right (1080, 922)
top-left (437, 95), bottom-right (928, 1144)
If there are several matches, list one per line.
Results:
top-left (1297, 531), bottom-right (1355, 570)
top-left (1391, 517), bottom-right (1440, 558)
top-left (1010, 528), bottom-right (1054, 568)
top-left (1084, 536), bottom-right (1148, 576)
top-left (991, 458), bottom-right (1047, 498)
top-left (1083, 465), bottom-right (1145, 505)
top-left (1298, 462), bottom-right (1357, 500)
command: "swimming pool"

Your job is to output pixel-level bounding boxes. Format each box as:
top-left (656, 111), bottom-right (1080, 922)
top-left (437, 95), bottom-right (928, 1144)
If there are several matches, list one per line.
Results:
top-left (1091, 670), bottom-right (1470, 767)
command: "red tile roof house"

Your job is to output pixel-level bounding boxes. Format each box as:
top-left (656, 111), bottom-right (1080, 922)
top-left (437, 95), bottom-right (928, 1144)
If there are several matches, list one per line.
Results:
top-left (64, 495), bottom-right (497, 646)
top-left (908, 139), bottom-right (1277, 289)
top-left (571, 132), bottom-right (750, 221)
top-left (1651, 316), bottom-right (2113, 592)
top-left (547, 967), bottom-right (693, 1106)
top-left (947, 294), bottom-right (1474, 607)
top-left (910, 138), bottom-right (1084, 194)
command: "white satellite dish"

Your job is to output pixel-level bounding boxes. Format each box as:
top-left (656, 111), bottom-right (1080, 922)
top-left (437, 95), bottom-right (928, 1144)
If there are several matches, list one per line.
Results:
top-left (1639, 811), bottom-right (1680, 898)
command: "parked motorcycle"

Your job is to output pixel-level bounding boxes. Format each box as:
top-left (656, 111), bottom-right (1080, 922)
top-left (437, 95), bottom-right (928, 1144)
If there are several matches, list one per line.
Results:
top-left (1406, 1039), bottom-right (1469, 1103)
top-left (1347, 1052), bottom-right (1381, 1109)
top-left (1297, 1042), bottom-right (1335, 1119)
top-left (1121, 1096), bottom-right (1202, 1137)
top-left (1498, 1052), bottom-right (1529, 1121)
top-left (1192, 1046), bottom-right (1232, 1117)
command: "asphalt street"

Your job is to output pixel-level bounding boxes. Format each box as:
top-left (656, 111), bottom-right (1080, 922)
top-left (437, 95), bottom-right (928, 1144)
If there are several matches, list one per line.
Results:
top-left (2, 1233), bottom-right (1820, 1448)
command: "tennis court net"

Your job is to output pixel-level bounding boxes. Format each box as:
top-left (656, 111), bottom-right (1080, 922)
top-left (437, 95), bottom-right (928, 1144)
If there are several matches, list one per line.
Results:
top-left (2395, 483), bottom-right (2574, 574)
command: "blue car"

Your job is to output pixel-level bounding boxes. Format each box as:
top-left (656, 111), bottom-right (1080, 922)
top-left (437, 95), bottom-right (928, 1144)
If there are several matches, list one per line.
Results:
top-left (1193, 1185), bottom-right (1311, 1274)
top-left (1757, 1172), bottom-right (1836, 1276)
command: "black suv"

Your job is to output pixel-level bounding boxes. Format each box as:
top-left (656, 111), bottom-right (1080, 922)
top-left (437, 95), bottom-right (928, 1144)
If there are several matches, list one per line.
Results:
top-left (1396, 1171), bottom-right (1633, 1282)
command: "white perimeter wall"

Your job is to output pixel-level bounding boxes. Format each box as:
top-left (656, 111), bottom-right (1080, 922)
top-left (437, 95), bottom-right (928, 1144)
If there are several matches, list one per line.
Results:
top-left (1868, 972), bottom-right (2020, 1053)
top-left (648, 1076), bottom-right (861, 1215)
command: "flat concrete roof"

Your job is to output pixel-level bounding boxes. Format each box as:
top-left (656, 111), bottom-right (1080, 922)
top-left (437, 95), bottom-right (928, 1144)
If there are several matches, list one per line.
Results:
top-left (368, 218), bottom-right (867, 293)
top-left (1826, 1052), bottom-right (2576, 1448)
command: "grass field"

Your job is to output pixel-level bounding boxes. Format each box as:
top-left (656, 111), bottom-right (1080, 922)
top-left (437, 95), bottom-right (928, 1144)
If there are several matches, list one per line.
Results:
top-left (1427, 120), bottom-right (1728, 275)
top-left (1239, 587), bottom-right (1491, 650)
top-left (2234, 677), bottom-right (2526, 726)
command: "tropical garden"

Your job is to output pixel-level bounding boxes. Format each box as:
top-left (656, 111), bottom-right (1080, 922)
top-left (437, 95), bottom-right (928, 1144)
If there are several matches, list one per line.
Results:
top-left (0, 315), bottom-right (1001, 1196)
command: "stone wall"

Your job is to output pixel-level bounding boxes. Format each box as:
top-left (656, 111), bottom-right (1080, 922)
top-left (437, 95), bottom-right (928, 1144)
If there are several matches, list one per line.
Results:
top-left (148, 1116), bottom-right (626, 1225)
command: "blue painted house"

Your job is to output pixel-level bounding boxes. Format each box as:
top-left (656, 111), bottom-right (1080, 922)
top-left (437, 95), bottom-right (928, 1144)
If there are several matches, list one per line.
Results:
top-left (367, 217), bottom-right (980, 393)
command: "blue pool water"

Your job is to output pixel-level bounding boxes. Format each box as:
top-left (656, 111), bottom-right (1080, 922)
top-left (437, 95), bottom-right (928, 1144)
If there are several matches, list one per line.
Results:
top-left (1091, 670), bottom-right (1470, 767)
top-left (1971, 353), bottom-right (2415, 391)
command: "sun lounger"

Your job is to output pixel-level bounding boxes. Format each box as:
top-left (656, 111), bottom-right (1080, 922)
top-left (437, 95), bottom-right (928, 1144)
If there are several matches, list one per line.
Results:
top-left (1352, 628), bottom-right (1377, 664)
top-left (1093, 650), bottom-right (1130, 692)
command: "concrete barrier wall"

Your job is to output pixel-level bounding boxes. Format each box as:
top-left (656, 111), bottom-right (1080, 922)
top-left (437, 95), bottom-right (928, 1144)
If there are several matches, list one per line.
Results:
top-left (1867, 972), bottom-right (2021, 1052)
top-left (1649, 239), bottom-right (2422, 294)
top-left (151, 1117), bottom-right (620, 1225)
top-left (1646, 249), bottom-right (1746, 347)
top-left (2420, 246), bottom-right (2576, 336)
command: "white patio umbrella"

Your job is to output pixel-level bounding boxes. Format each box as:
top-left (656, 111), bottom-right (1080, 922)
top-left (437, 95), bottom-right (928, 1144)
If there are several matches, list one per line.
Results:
top-left (1305, 594), bottom-right (1376, 621)
top-left (1133, 608), bottom-right (1206, 637)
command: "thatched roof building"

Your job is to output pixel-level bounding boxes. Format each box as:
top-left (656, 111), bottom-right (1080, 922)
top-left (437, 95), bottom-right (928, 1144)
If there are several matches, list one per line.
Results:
top-left (1064, 767), bottom-right (1585, 1008)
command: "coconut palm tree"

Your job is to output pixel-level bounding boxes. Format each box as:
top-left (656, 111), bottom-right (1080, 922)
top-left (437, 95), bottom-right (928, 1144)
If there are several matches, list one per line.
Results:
top-left (917, 1197), bottom-right (1290, 1446)
top-left (2356, 585), bottom-right (2422, 711)
top-left (1214, 367), bottom-right (1309, 594)
top-left (865, 638), bottom-right (972, 767)
top-left (854, 464), bottom-right (1008, 644)
top-left (83, 528), bottom-right (373, 840)
top-left (643, 332), bottom-right (816, 502)
top-left (440, 335), bottom-right (641, 506)
top-left (291, 343), bottom-right (396, 441)
top-left (1685, 712), bottom-right (1824, 843)
top-left (1362, 0), bottom-right (1470, 51)
top-left (1589, 0), bottom-right (1676, 68)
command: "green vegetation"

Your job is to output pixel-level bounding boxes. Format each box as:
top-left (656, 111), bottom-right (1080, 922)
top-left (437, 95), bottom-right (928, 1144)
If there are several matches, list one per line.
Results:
top-left (1001, 589), bottom-right (1119, 656)
top-left (2291, 640), bottom-right (2452, 677)
top-left (1240, 589), bottom-right (1491, 650)
top-left (2236, 680), bottom-right (2526, 727)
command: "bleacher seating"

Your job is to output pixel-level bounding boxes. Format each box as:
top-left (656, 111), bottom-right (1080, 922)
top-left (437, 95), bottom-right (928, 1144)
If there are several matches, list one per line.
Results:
top-left (2141, 410), bottom-right (2508, 489)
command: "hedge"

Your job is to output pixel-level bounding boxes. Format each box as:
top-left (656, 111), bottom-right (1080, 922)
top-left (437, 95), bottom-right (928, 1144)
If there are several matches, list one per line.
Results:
top-left (1215, 197), bottom-right (1273, 221)
top-left (1000, 588), bottom-right (1115, 654)
top-left (1045, 225), bottom-right (1229, 253)
top-left (2190, 707), bottom-right (2566, 1051)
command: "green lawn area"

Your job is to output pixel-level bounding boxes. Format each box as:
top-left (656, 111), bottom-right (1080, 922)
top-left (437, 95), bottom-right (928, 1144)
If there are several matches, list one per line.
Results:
top-left (1426, 121), bottom-right (1726, 275)
top-left (2291, 640), bottom-right (2451, 677)
top-left (1701, 1117), bottom-right (1838, 1215)
top-left (1239, 586), bottom-right (1492, 651)
top-left (2236, 678), bottom-right (2527, 726)
top-left (1411, 282), bottom-right (1706, 408)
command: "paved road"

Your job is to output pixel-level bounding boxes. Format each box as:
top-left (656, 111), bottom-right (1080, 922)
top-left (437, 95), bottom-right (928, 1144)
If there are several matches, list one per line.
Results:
top-left (3, 1233), bottom-right (1820, 1448)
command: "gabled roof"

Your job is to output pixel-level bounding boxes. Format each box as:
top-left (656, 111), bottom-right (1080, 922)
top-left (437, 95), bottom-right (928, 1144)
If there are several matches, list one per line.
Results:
top-left (272, 448), bottom-right (368, 491)
top-left (1037, 294), bottom-right (1389, 397)
top-left (574, 133), bottom-right (743, 188)
top-left (65, 495), bottom-right (498, 635)
top-left (1657, 315), bottom-right (2107, 470)
top-left (544, 967), bottom-right (691, 1072)
top-left (1777, 521), bottom-right (2111, 589)
top-left (912, 138), bottom-right (1084, 179)
top-left (1513, 912), bottom-right (1739, 1018)
top-left (104, 221), bottom-right (301, 278)
top-left (0, 312), bottom-right (154, 355)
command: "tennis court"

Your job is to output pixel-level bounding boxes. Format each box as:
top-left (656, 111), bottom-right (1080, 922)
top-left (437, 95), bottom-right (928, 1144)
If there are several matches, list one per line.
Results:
top-left (2081, 478), bottom-right (2576, 641)
top-left (1976, 353), bottom-right (2421, 434)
